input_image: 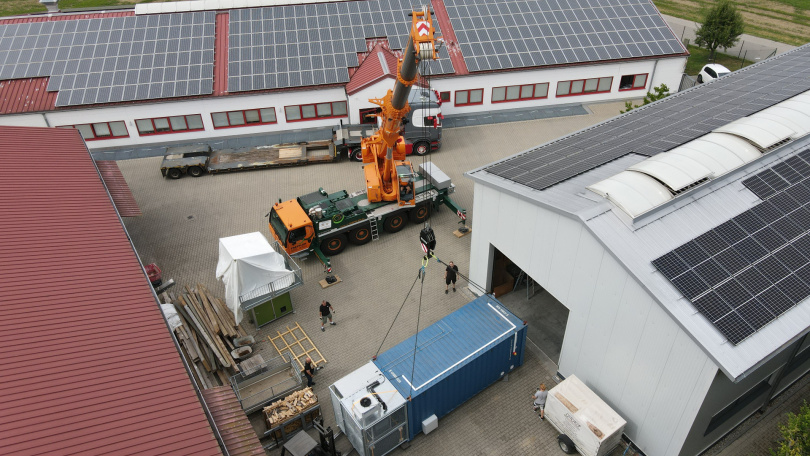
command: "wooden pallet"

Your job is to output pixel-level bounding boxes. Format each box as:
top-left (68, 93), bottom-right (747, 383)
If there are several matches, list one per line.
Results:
top-left (319, 275), bottom-right (341, 288)
top-left (268, 322), bottom-right (327, 370)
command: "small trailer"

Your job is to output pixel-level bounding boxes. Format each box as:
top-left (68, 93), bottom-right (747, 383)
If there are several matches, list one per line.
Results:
top-left (545, 375), bottom-right (627, 456)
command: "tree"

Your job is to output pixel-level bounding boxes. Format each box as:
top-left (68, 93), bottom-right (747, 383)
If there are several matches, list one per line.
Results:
top-left (694, 0), bottom-right (745, 60)
top-left (620, 84), bottom-right (670, 113)
top-left (770, 400), bottom-right (810, 456)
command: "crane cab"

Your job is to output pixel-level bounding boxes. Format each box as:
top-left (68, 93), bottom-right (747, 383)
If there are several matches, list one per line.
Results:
top-left (268, 200), bottom-right (315, 255)
top-left (396, 162), bottom-right (416, 206)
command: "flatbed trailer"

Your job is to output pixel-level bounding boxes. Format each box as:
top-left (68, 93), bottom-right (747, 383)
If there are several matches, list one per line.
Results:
top-left (160, 140), bottom-right (337, 179)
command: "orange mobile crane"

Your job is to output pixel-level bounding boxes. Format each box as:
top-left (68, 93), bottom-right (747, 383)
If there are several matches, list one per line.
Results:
top-left (267, 7), bottom-right (466, 272)
top-left (360, 7), bottom-right (438, 207)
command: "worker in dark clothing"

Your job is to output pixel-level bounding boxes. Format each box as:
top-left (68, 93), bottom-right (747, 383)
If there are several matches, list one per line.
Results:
top-left (445, 261), bottom-right (459, 294)
top-left (319, 300), bottom-right (335, 332)
top-left (304, 357), bottom-right (316, 387)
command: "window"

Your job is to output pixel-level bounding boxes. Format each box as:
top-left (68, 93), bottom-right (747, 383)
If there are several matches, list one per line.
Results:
top-left (455, 89), bottom-right (484, 106)
top-left (556, 77), bottom-right (613, 97)
top-left (619, 74), bottom-right (648, 91)
top-left (358, 108), bottom-right (380, 125)
top-left (212, 108), bottom-right (276, 129)
top-left (492, 83), bottom-right (549, 103)
top-left (135, 114), bottom-right (204, 135)
top-left (284, 101), bottom-right (348, 122)
top-left (439, 91), bottom-right (451, 102)
top-left (57, 121), bottom-right (129, 140)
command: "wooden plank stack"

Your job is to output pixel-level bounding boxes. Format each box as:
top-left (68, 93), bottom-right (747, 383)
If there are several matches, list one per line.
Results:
top-left (161, 283), bottom-right (249, 389)
top-left (264, 387), bottom-right (318, 430)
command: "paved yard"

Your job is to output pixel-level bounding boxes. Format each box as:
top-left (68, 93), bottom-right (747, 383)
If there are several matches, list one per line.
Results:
top-left (119, 101), bottom-right (630, 455)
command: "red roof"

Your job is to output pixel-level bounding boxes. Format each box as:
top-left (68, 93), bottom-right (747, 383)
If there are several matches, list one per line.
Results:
top-left (0, 126), bottom-right (221, 456)
top-left (345, 44), bottom-right (400, 95)
top-left (201, 387), bottom-right (265, 456)
top-left (0, 77), bottom-right (58, 114)
top-left (0, 10), bottom-right (133, 25)
top-left (431, 0), bottom-right (469, 75)
top-left (95, 160), bottom-right (142, 217)
top-left (213, 12), bottom-right (229, 96)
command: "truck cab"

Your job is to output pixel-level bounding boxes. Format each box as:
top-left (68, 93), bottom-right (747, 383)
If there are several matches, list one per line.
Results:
top-left (403, 88), bottom-right (442, 156)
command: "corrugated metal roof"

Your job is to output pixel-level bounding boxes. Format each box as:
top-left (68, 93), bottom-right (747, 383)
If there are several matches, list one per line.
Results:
top-left (213, 12), bottom-right (229, 96)
top-left (431, 0), bottom-right (469, 75)
top-left (345, 44), bottom-right (400, 95)
top-left (201, 387), bottom-right (265, 456)
top-left (0, 11), bottom-right (133, 25)
top-left (95, 160), bottom-right (142, 217)
top-left (374, 297), bottom-right (525, 399)
top-left (0, 126), bottom-right (221, 456)
top-left (0, 77), bottom-right (57, 114)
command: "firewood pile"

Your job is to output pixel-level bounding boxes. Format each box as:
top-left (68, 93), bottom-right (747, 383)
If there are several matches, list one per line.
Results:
top-left (161, 283), bottom-right (248, 388)
top-left (264, 387), bottom-right (318, 429)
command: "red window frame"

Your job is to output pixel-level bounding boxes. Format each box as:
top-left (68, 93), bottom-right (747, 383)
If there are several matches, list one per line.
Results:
top-left (439, 91), bottom-right (451, 102)
top-left (618, 73), bottom-right (649, 91)
top-left (358, 107), bottom-right (380, 125)
top-left (284, 101), bottom-right (348, 123)
top-left (491, 83), bottom-right (549, 103)
top-left (211, 108), bottom-right (277, 129)
top-left (454, 89), bottom-right (484, 106)
top-left (135, 114), bottom-right (204, 136)
top-left (56, 121), bottom-right (129, 141)
top-left (555, 77), bottom-right (613, 98)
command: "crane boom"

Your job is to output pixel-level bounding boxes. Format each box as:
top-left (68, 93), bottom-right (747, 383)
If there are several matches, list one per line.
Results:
top-left (361, 7), bottom-right (439, 205)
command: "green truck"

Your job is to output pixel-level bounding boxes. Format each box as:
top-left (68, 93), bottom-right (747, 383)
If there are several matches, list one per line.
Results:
top-left (267, 162), bottom-right (466, 272)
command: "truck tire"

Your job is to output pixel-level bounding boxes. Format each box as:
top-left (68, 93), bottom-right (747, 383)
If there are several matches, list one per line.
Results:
top-left (348, 225), bottom-right (372, 245)
top-left (413, 141), bottom-right (430, 156)
top-left (188, 166), bottom-right (204, 177)
top-left (321, 234), bottom-right (347, 255)
top-left (166, 168), bottom-right (182, 179)
top-left (383, 214), bottom-right (406, 233)
top-left (557, 435), bottom-right (575, 454)
top-left (350, 147), bottom-right (363, 162)
top-left (409, 203), bottom-right (431, 223)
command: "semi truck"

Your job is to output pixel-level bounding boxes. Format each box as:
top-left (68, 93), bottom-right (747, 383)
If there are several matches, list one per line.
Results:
top-left (267, 162), bottom-right (465, 271)
top-left (268, 7), bottom-right (462, 271)
top-left (161, 89), bottom-right (442, 179)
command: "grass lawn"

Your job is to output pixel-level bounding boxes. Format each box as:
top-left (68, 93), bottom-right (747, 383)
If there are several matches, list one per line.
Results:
top-left (685, 45), bottom-right (757, 75)
top-left (653, 0), bottom-right (810, 47)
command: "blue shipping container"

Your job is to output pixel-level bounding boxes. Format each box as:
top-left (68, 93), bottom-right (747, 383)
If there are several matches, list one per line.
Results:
top-left (373, 296), bottom-right (527, 439)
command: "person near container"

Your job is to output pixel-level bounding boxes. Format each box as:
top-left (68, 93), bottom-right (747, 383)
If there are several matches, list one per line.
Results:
top-left (319, 300), bottom-right (335, 332)
top-left (304, 357), bottom-right (316, 387)
top-left (445, 261), bottom-right (459, 294)
top-left (532, 383), bottom-right (548, 420)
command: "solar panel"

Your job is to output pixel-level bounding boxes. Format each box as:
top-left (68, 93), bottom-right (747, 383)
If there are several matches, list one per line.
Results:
top-left (0, 11), bottom-right (216, 106)
top-left (484, 47), bottom-right (810, 191)
top-left (652, 148), bottom-right (810, 344)
top-left (228, 0), bottom-right (454, 92)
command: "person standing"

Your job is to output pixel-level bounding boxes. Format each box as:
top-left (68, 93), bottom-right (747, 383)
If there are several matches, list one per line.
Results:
top-left (532, 383), bottom-right (548, 420)
top-left (304, 357), bottom-right (315, 387)
top-left (319, 300), bottom-right (335, 332)
top-left (445, 261), bottom-right (459, 294)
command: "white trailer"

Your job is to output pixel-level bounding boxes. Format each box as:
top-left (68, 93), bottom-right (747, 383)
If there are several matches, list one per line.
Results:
top-left (546, 375), bottom-right (626, 456)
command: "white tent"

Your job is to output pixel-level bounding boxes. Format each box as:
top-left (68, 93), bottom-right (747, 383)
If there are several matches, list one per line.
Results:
top-left (216, 232), bottom-right (295, 324)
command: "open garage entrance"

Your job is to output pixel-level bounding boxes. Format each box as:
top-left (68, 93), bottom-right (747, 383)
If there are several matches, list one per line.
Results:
top-left (489, 248), bottom-right (569, 365)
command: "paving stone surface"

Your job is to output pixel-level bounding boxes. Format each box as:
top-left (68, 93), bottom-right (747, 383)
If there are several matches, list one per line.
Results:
top-left (118, 100), bottom-right (634, 455)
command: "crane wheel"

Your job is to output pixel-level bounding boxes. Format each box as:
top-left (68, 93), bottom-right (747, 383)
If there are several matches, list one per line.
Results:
top-left (321, 234), bottom-right (347, 255)
top-left (349, 225), bottom-right (372, 245)
top-left (383, 214), bottom-right (406, 233)
top-left (409, 203), bottom-right (431, 223)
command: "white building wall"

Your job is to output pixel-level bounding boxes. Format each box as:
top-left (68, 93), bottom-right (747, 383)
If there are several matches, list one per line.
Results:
top-left (347, 78), bottom-right (394, 124)
top-left (468, 182), bottom-right (717, 455)
top-left (0, 87), bottom-right (347, 149)
top-left (432, 56), bottom-right (686, 116)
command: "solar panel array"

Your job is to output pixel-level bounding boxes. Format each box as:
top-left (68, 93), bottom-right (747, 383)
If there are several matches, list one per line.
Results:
top-left (652, 150), bottom-right (810, 345)
top-left (228, 0), bottom-right (455, 92)
top-left (0, 13), bottom-right (215, 107)
top-left (444, 0), bottom-right (684, 72)
top-left (483, 45), bottom-right (810, 191)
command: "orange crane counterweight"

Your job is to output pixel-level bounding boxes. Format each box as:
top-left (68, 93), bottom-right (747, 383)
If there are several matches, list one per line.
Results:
top-left (361, 7), bottom-right (439, 206)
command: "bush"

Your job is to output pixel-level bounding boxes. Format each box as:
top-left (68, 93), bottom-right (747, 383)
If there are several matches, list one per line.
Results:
top-left (771, 400), bottom-right (810, 456)
top-left (620, 84), bottom-right (670, 114)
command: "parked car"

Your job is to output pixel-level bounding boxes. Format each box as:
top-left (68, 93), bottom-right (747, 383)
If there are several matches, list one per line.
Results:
top-left (697, 64), bottom-right (731, 83)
